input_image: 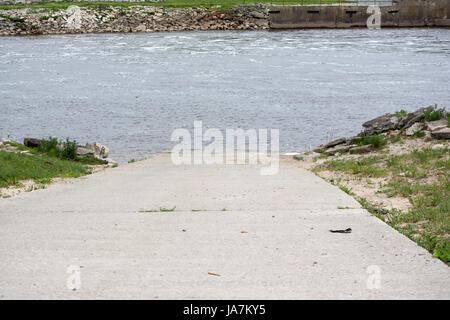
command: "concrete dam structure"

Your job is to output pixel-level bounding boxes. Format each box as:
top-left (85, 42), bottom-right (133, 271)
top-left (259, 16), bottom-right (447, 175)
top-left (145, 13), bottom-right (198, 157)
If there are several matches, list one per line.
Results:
top-left (269, 0), bottom-right (450, 29)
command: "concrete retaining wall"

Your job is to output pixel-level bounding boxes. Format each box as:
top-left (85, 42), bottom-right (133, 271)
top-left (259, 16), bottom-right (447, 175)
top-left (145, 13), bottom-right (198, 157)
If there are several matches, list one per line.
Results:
top-left (269, 0), bottom-right (450, 28)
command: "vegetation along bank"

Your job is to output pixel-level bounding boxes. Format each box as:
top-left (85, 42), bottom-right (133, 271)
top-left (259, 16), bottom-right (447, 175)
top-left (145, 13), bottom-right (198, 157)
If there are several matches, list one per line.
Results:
top-left (295, 105), bottom-right (449, 263)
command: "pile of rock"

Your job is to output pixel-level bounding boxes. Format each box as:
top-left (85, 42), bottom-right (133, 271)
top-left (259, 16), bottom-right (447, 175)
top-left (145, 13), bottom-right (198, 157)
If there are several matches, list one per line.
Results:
top-left (313, 137), bottom-right (372, 156)
top-left (0, 4), bottom-right (269, 36)
top-left (314, 106), bottom-right (449, 155)
top-left (22, 138), bottom-right (115, 164)
top-left (0, 139), bottom-right (21, 152)
top-left (362, 106), bottom-right (449, 139)
top-left (76, 142), bottom-right (110, 160)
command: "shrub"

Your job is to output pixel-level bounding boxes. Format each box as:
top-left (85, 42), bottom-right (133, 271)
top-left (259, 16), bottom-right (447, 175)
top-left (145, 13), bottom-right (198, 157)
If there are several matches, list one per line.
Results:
top-left (353, 134), bottom-right (387, 148)
top-left (424, 105), bottom-right (446, 122)
top-left (395, 109), bottom-right (408, 118)
top-left (60, 139), bottom-right (78, 161)
top-left (414, 130), bottom-right (426, 138)
top-left (37, 137), bottom-right (78, 161)
top-left (38, 137), bottom-right (59, 155)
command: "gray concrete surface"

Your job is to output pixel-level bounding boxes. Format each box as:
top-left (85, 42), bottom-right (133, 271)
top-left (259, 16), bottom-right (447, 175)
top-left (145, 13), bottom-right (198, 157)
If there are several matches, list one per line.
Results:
top-left (269, 0), bottom-right (450, 29)
top-left (0, 154), bottom-right (448, 299)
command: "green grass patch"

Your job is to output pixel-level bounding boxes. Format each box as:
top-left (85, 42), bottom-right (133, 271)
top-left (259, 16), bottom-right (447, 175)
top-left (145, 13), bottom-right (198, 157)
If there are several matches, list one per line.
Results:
top-left (315, 156), bottom-right (388, 178)
top-left (413, 130), bottom-right (426, 138)
top-left (316, 146), bottom-right (449, 262)
top-left (352, 133), bottom-right (387, 148)
top-left (0, 151), bottom-right (90, 188)
top-left (28, 137), bottom-right (106, 165)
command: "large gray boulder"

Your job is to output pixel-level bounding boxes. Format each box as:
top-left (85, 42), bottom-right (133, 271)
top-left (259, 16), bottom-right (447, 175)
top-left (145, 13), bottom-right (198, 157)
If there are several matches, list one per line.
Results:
top-left (426, 118), bottom-right (448, 132)
top-left (397, 107), bottom-right (426, 129)
top-left (431, 127), bottom-right (450, 140)
top-left (23, 138), bottom-right (43, 148)
top-left (405, 122), bottom-right (424, 136)
top-left (77, 142), bottom-right (110, 159)
top-left (324, 144), bottom-right (353, 156)
top-left (313, 137), bottom-right (347, 153)
top-left (362, 114), bottom-right (399, 135)
top-left (349, 145), bottom-right (372, 154)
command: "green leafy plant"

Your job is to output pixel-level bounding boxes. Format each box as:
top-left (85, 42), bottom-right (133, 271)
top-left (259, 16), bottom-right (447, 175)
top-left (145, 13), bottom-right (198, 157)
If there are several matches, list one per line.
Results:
top-left (413, 130), bottom-right (426, 138)
top-left (395, 109), bottom-right (408, 118)
top-left (424, 105), bottom-right (446, 122)
top-left (60, 138), bottom-right (78, 160)
top-left (353, 134), bottom-right (386, 148)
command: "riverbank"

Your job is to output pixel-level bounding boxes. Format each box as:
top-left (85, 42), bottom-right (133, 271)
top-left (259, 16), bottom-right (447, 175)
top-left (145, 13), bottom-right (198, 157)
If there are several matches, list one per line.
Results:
top-left (0, 138), bottom-right (114, 198)
top-left (296, 106), bottom-right (449, 263)
top-left (0, 3), bottom-right (269, 35)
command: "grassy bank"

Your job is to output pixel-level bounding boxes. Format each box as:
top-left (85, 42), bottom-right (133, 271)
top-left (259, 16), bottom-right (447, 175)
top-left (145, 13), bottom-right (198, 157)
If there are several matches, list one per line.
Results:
top-left (0, 150), bottom-right (90, 189)
top-left (302, 124), bottom-right (449, 264)
top-left (0, 138), bottom-right (106, 193)
top-left (313, 144), bottom-right (449, 262)
top-left (0, 0), bottom-right (342, 12)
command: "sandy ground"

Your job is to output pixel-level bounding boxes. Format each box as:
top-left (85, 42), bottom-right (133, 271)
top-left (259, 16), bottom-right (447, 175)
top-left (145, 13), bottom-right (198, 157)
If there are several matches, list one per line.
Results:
top-left (296, 135), bottom-right (449, 213)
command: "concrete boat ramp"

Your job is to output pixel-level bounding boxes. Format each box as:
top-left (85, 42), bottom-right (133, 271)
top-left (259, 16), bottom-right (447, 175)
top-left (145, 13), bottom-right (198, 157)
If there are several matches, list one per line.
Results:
top-left (0, 154), bottom-right (448, 299)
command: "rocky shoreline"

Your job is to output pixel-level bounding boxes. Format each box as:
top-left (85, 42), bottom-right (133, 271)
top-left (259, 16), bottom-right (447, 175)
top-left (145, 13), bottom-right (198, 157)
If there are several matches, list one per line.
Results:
top-left (0, 4), bottom-right (269, 36)
top-left (310, 106), bottom-right (450, 157)
top-left (295, 105), bottom-right (449, 262)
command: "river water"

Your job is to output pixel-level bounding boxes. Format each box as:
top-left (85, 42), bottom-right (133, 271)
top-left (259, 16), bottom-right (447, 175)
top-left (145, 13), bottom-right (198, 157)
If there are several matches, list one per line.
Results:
top-left (1, 29), bottom-right (449, 162)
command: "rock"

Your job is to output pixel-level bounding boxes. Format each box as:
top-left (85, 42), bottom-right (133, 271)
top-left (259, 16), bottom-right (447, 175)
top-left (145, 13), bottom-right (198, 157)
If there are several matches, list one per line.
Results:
top-left (0, 5), bottom-right (270, 36)
top-left (345, 136), bottom-right (360, 145)
top-left (250, 11), bottom-right (265, 19)
top-left (431, 144), bottom-right (446, 150)
top-left (397, 107), bottom-right (426, 129)
top-left (135, 24), bottom-right (147, 32)
top-left (405, 122), bottom-right (423, 136)
top-left (324, 144), bottom-right (353, 156)
top-left (431, 127), bottom-right (450, 140)
top-left (104, 158), bottom-right (118, 165)
top-left (23, 138), bottom-right (43, 148)
top-left (349, 145), bottom-right (372, 154)
top-left (313, 137), bottom-right (347, 152)
top-left (77, 142), bottom-right (110, 159)
top-left (76, 146), bottom-right (94, 157)
top-left (426, 118), bottom-right (448, 132)
top-left (386, 130), bottom-right (400, 137)
top-left (324, 137), bottom-right (347, 149)
top-left (362, 114), bottom-right (399, 135)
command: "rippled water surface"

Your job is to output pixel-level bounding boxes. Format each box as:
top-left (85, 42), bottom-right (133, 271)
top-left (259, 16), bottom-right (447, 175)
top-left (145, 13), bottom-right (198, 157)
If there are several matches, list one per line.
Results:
top-left (1, 29), bottom-right (449, 161)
